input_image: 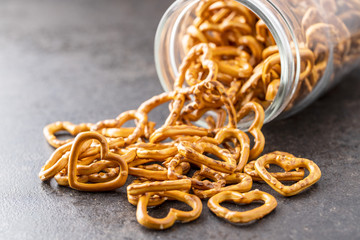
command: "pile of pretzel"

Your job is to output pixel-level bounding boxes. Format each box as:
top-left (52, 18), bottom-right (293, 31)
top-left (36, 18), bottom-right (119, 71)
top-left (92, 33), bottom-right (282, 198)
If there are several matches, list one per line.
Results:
top-left (39, 0), bottom-right (323, 230)
top-left (182, 0), bottom-right (360, 110)
top-left (181, 0), bottom-right (316, 110)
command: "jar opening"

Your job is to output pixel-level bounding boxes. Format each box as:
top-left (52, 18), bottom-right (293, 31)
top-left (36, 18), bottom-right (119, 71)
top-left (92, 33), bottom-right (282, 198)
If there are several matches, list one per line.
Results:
top-left (154, 0), bottom-right (301, 129)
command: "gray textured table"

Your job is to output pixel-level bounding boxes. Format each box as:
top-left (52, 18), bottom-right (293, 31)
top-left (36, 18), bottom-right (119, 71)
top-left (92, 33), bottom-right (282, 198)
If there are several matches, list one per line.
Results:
top-left (0, 0), bottom-right (359, 239)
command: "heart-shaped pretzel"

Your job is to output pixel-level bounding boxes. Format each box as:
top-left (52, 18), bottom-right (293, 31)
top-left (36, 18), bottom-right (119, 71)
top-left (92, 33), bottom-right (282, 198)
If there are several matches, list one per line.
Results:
top-left (208, 189), bottom-right (277, 223)
top-left (192, 166), bottom-right (252, 198)
top-left (254, 153), bottom-right (321, 196)
top-left (136, 190), bottom-right (202, 230)
top-left (68, 132), bottom-right (131, 191)
top-left (245, 160), bottom-right (305, 182)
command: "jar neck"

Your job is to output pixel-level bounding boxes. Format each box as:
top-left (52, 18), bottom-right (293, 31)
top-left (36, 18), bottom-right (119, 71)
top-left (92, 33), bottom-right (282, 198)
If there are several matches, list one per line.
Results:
top-left (154, 0), bottom-right (301, 130)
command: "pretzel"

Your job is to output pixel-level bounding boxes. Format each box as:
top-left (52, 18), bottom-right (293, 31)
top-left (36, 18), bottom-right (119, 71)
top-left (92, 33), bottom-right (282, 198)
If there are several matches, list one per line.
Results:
top-left (91, 110), bottom-right (136, 131)
top-left (265, 79), bottom-right (280, 101)
top-left (212, 46), bottom-right (254, 78)
top-left (136, 146), bottom-right (178, 159)
top-left (167, 154), bottom-right (228, 190)
top-left (126, 141), bottom-right (175, 150)
top-left (180, 81), bottom-right (221, 110)
top-left (192, 168), bottom-right (252, 198)
top-left (185, 63), bottom-right (203, 86)
top-left (129, 162), bottom-right (189, 181)
top-left (254, 153), bottom-right (321, 196)
top-left (208, 190), bottom-right (277, 223)
top-left (262, 48), bottom-right (315, 94)
top-left (68, 132), bottom-right (130, 191)
top-left (177, 141), bottom-right (236, 173)
top-left (198, 109), bottom-right (228, 130)
top-left (99, 127), bottom-right (135, 138)
top-left (214, 127), bottom-right (250, 172)
top-left (175, 43), bottom-right (217, 89)
top-left (136, 190), bottom-right (202, 230)
top-left (262, 45), bottom-right (279, 60)
top-left (191, 167), bottom-right (226, 193)
top-left (39, 144), bottom-right (72, 181)
top-left (98, 121), bottom-right (156, 139)
top-left (199, 16), bottom-right (252, 36)
top-left (207, 0), bottom-right (256, 26)
top-left (236, 36), bottom-right (264, 64)
top-left (255, 19), bottom-right (275, 46)
top-left (216, 58), bottom-right (253, 79)
top-left (150, 125), bottom-right (212, 143)
top-left (38, 0), bottom-right (330, 230)
top-left (77, 137), bottom-right (125, 159)
top-left (126, 94), bottom-right (173, 145)
top-left (238, 64), bottom-right (263, 100)
top-left (54, 168), bottom-right (88, 186)
top-left (39, 137), bottom-right (96, 181)
top-left (244, 152), bottom-right (305, 182)
top-left (86, 167), bottom-right (121, 183)
top-left (126, 179), bottom-right (169, 206)
top-left (43, 121), bottom-right (93, 148)
top-left (128, 192), bottom-right (167, 207)
top-left (194, 80), bottom-right (238, 128)
top-left (195, 0), bottom-right (219, 20)
top-left (76, 160), bottom-right (117, 175)
top-left (221, 138), bottom-right (241, 160)
top-left (127, 179), bottom-right (192, 196)
top-left (227, 80), bottom-right (242, 102)
top-left (54, 166), bottom-right (121, 186)
top-left (237, 101), bottom-right (265, 160)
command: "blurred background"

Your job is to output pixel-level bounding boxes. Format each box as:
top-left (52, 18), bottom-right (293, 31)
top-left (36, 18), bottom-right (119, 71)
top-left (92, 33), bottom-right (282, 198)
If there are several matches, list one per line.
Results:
top-left (0, 0), bottom-right (173, 125)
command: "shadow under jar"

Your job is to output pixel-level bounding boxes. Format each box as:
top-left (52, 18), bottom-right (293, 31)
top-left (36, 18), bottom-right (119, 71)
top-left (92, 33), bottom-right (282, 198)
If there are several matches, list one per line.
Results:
top-left (154, 0), bottom-right (360, 129)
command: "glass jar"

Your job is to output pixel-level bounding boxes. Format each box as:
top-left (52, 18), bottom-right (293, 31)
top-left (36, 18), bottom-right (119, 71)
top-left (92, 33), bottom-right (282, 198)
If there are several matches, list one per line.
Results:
top-left (154, 0), bottom-right (360, 129)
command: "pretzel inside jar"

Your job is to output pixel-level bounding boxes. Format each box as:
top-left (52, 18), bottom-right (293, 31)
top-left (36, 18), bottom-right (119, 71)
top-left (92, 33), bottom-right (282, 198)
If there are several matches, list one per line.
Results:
top-left (38, 0), bottom-right (327, 230)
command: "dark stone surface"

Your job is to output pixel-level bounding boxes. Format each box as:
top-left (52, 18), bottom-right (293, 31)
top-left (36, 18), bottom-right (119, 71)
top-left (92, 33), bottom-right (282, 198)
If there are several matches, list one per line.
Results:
top-left (0, 0), bottom-right (359, 239)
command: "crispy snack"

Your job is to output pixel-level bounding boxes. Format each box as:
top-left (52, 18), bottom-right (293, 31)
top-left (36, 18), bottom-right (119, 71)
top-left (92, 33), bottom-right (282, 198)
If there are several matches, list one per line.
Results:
top-left (254, 153), bottom-right (321, 196)
top-left (39, 0), bottom-right (326, 230)
top-left (244, 160), bottom-right (305, 182)
top-left (215, 127), bottom-right (250, 172)
top-left (208, 189), bottom-right (277, 223)
top-left (43, 121), bottom-right (93, 148)
top-left (127, 179), bottom-right (192, 196)
top-left (177, 141), bottom-right (236, 173)
top-left (67, 132), bottom-right (131, 191)
top-left (136, 190), bottom-right (202, 230)
top-left (237, 101), bottom-right (265, 160)
top-left (192, 167), bottom-right (252, 198)
top-left (150, 125), bottom-right (212, 143)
